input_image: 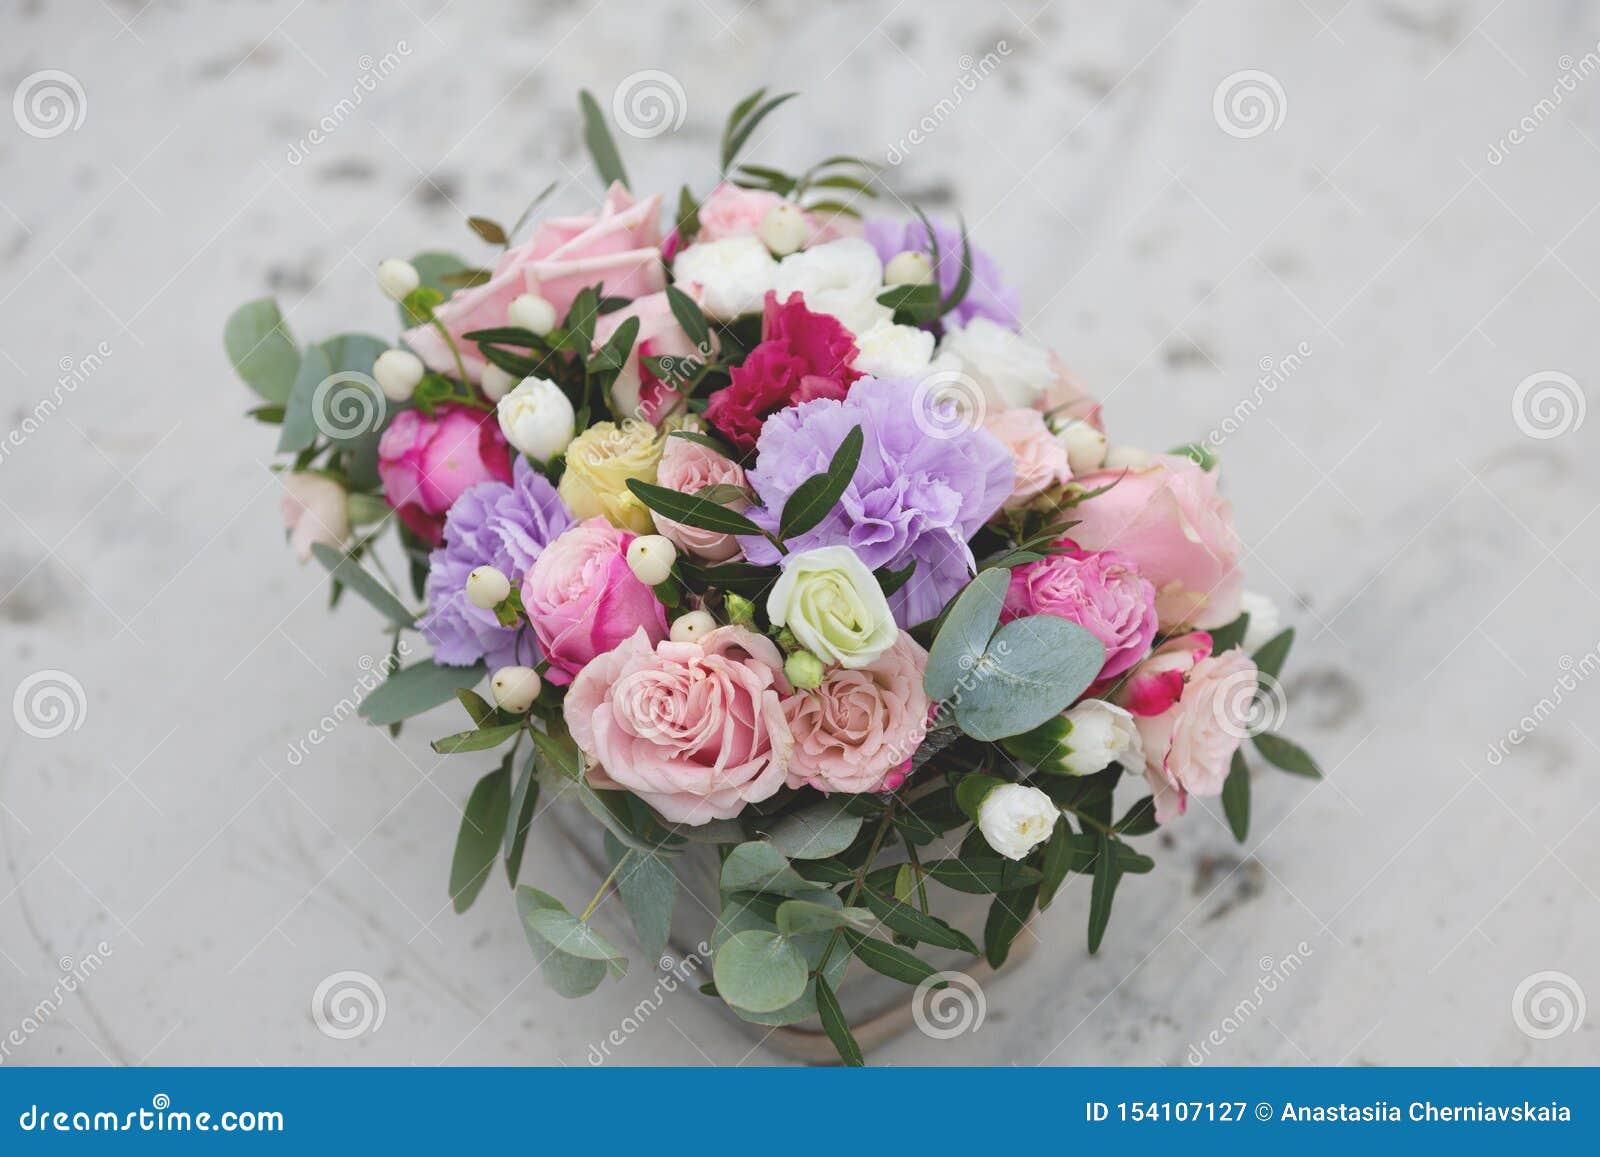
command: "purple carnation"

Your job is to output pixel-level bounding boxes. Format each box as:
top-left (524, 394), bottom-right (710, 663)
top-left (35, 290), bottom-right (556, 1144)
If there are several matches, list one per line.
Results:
top-left (420, 458), bottom-right (573, 668)
top-left (741, 377), bottom-right (1014, 627)
top-left (865, 218), bottom-right (1020, 331)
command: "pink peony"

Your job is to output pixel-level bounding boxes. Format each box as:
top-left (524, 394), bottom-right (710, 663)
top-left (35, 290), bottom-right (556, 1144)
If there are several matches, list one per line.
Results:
top-left (783, 633), bottom-right (930, 794)
top-left (651, 436), bottom-right (749, 563)
top-left (377, 405), bottom-right (513, 546)
top-left (1002, 542), bottom-right (1158, 681)
top-left (704, 291), bottom-right (861, 451)
top-left (563, 625), bottom-right (793, 824)
top-left (592, 291), bottom-right (708, 425)
top-left (694, 183), bottom-right (845, 247)
top-left (521, 517), bottom-right (668, 685)
top-left (1069, 454), bottom-right (1244, 631)
top-left (403, 183), bottom-right (665, 382)
top-left (985, 408), bottom-right (1073, 508)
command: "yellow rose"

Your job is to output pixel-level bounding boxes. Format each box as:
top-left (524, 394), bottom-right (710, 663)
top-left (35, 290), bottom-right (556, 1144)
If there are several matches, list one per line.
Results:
top-left (558, 419), bottom-right (666, 534)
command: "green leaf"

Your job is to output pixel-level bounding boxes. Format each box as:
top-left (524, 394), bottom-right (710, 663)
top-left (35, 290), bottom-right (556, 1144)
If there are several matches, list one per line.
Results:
top-left (1208, 611), bottom-right (1250, 654)
top-left (450, 762), bottom-right (511, 912)
top-left (1037, 821), bottom-right (1074, 910)
top-left (455, 688), bottom-right (495, 727)
top-left (467, 216), bottom-right (508, 246)
top-left (954, 773), bottom-right (1005, 822)
top-left (359, 661), bottom-right (485, 726)
top-left (940, 216), bottom-right (975, 319)
top-left (985, 884), bottom-right (1037, 969)
top-left (398, 252), bottom-right (469, 329)
top-left (431, 722), bottom-right (523, 754)
top-left (608, 836), bottom-right (678, 962)
top-left (954, 615), bottom-right (1107, 741)
top-left (664, 284), bottom-right (711, 354)
top-left (843, 930), bottom-right (943, 987)
top-left (625, 478), bottom-right (767, 537)
top-left (224, 298), bottom-right (300, 403)
top-left (719, 842), bottom-right (813, 896)
top-left (761, 804), bottom-right (862, 859)
top-left (578, 89), bottom-right (629, 190)
top-left (774, 899), bottom-right (867, 936)
top-left (923, 858), bottom-right (1042, 895)
top-left (1252, 627), bottom-right (1294, 680)
top-left (815, 976), bottom-right (863, 1067)
top-left (504, 748), bottom-right (539, 885)
top-left (778, 425), bottom-right (863, 540)
top-left (1171, 441), bottom-right (1220, 471)
top-left (310, 544), bottom-right (416, 628)
top-left (527, 725), bottom-right (583, 780)
top-left (721, 91), bottom-right (798, 173)
top-left (924, 568), bottom-right (1009, 701)
top-left (876, 560), bottom-right (916, 597)
top-left (522, 905), bottom-right (627, 964)
top-left (861, 889), bottom-right (979, 954)
top-left (1223, 749), bottom-right (1251, 841)
top-left (276, 344), bottom-right (332, 454)
top-left (1116, 796), bottom-right (1159, 837)
top-left (589, 315), bottom-right (640, 373)
top-left (516, 888), bottom-right (607, 998)
top-left (1252, 732), bottom-right (1321, 778)
top-left (713, 929), bottom-right (809, 1013)
top-left (1087, 834), bottom-right (1120, 954)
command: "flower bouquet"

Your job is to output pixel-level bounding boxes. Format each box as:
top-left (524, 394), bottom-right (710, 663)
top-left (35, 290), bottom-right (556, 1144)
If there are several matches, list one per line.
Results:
top-left (227, 90), bottom-right (1321, 1064)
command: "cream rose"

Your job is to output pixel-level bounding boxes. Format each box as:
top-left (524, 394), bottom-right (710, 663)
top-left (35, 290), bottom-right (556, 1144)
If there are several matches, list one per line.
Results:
top-left (766, 545), bottom-right (896, 669)
top-left (557, 419), bottom-right (666, 534)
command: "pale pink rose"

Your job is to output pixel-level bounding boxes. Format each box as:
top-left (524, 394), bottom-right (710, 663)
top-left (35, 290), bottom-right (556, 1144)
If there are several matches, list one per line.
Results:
top-left (1069, 454), bottom-right (1244, 631)
top-left (985, 408), bottom-right (1072, 508)
top-left (1002, 542), bottom-right (1158, 680)
top-left (592, 291), bottom-right (711, 425)
top-left (521, 517), bottom-right (668, 685)
top-left (376, 405), bottom-right (513, 546)
top-left (651, 437), bottom-right (749, 563)
top-left (1041, 355), bottom-right (1103, 430)
top-left (783, 632), bottom-right (930, 794)
top-left (694, 183), bottom-right (846, 247)
top-left (563, 625), bottom-right (793, 824)
top-left (281, 472), bottom-right (349, 563)
top-left (403, 183), bottom-right (665, 381)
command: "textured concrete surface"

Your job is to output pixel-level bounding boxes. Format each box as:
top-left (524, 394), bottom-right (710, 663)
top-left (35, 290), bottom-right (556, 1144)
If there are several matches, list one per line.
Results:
top-left (2, 0), bottom-right (1598, 1067)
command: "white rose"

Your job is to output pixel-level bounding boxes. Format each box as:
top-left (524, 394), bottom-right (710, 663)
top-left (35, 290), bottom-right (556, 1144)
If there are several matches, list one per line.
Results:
top-left (977, 783), bottom-right (1059, 861)
top-left (1060, 699), bottom-right (1143, 776)
top-left (938, 317), bottom-right (1055, 409)
top-left (672, 236), bottom-right (777, 320)
top-left (766, 545), bottom-right (897, 669)
top-left (1240, 591), bottom-right (1281, 650)
top-left (496, 376), bottom-right (576, 462)
top-left (852, 320), bottom-right (935, 379)
top-left (773, 238), bottom-right (892, 336)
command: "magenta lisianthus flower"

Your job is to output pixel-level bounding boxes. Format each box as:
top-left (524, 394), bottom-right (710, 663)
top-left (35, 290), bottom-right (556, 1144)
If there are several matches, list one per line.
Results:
top-left (1001, 541), bottom-right (1158, 681)
top-left (377, 405), bottom-right (513, 546)
top-left (865, 218), bottom-right (1020, 331)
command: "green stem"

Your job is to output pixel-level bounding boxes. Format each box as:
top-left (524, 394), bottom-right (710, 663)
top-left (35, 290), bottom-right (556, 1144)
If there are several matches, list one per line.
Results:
top-left (581, 858), bottom-right (624, 922)
top-left (429, 315), bottom-right (473, 390)
top-left (814, 802), bottom-right (897, 975)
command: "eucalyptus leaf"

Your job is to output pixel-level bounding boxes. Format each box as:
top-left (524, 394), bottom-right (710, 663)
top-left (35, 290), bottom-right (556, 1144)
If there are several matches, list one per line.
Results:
top-left (762, 805), bottom-right (862, 859)
top-left (277, 344), bottom-right (332, 454)
top-left (607, 835), bottom-right (678, 962)
top-left (311, 544), bottom-right (416, 628)
top-left (712, 930), bottom-right (808, 1014)
top-left (358, 661), bottom-right (485, 726)
top-left (719, 841), bottom-right (813, 896)
top-left (224, 298), bottom-right (300, 403)
top-left (522, 906), bottom-right (626, 964)
top-left (953, 615), bottom-right (1106, 741)
top-left (924, 567), bottom-right (1009, 702)
top-left (516, 887), bottom-right (607, 998)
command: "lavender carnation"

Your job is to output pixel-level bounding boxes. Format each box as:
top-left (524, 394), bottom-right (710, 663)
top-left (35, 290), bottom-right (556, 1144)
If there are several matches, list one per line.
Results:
top-left (420, 458), bottom-right (573, 668)
top-left (742, 377), bottom-right (1014, 626)
top-left (865, 218), bottom-right (1020, 331)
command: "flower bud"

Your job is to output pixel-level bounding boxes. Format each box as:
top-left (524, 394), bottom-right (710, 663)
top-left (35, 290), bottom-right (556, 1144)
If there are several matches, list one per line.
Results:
top-left (670, 609), bottom-right (716, 643)
top-left (490, 666), bottom-right (541, 713)
top-left (465, 565), bottom-right (511, 610)
top-left (758, 203), bottom-right (808, 257)
top-left (376, 258), bottom-right (420, 301)
top-left (977, 783), bottom-right (1058, 861)
top-left (722, 593), bottom-right (756, 628)
top-left (497, 377), bottom-right (576, 461)
top-left (479, 362), bottom-right (517, 403)
top-left (1001, 699), bottom-right (1143, 778)
top-left (626, 534), bottom-right (677, 587)
top-left (884, 250), bottom-right (934, 287)
top-left (1102, 443), bottom-right (1151, 471)
top-left (784, 650), bottom-right (827, 690)
top-left (1055, 419), bottom-right (1107, 475)
top-left (508, 293), bottom-right (558, 336)
top-left (373, 348), bottom-right (425, 402)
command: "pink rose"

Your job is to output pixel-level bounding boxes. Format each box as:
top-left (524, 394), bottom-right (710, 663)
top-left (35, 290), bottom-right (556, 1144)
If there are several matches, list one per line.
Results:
top-left (377, 405), bottom-right (513, 546)
top-left (403, 183), bottom-right (665, 381)
top-left (652, 436), bottom-right (749, 563)
top-left (1069, 454), bottom-right (1244, 631)
top-left (563, 625), bottom-right (793, 824)
top-left (783, 632), bottom-right (930, 794)
top-left (1042, 355), bottom-right (1103, 430)
top-left (985, 408), bottom-right (1072, 508)
top-left (694, 183), bottom-right (845, 247)
top-left (592, 291), bottom-right (709, 425)
top-left (280, 472), bottom-right (349, 563)
top-left (1002, 542), bottom-right (1157, 681)
top-left (521, 517), bottom-right (668, 685)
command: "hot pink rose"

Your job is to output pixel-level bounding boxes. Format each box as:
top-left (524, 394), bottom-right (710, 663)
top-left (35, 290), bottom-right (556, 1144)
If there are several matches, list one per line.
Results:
top-left (377, 405), bottom-right (513, 546)
top-left (563, 625), bottom-right (793, 824)
top-left (985, 408), bottom-right (1072, 508)
top-left (694, 183), bottom-right (845, 247)
top-left (783, 632), bottom-right (930, 794)
top-left (592, 291), bottom-right (710, 425)
top-left (651, 437), bottom-right (749, 563)
top-left (1069, 454), bottom-right (1244, 631)
top-left (1002, 542), bottom-right (1157, 681)
top-left (403, 183), bottom-right (665, 381)
top-left (521, 517), bottom-right (668, 685)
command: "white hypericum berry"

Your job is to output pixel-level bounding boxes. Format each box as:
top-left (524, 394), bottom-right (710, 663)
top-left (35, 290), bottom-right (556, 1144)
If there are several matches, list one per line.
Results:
top-left (884, 250), bottom-right (934, 287)
top-left (758, 203), bottom-right (808, 257)
top-left (479, 362), bottom-right (516, 403)
top-left (496, 377), bottom-right (576, 462)
top-left (376, 258), bottom-right (420, 301)
top-left (670, 610), bottom-right (717, 643)
top-left (507, 293), bottom-right (558, 336)
top-left (626, 535), bottom-right (677, 587)
top-left (465, 565), bottom-right (511, 610)
top-left (373, 348), bottom-right (425, 402)
top-left (1055, 419), bottom-right (1108, 474)
top-left (491, 666), bottom-right (542, 713)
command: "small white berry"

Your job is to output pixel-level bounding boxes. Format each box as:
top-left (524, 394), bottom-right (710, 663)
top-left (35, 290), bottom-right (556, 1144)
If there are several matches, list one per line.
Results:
top-left (479, 362), bottom-right (516, 403)
top-left (507, 293), bottom-right (558, 336)
top-left (373, 348), bottom-right (425, 402)
top-left (376, 258), bottom-right (420, 301)
top-left (626, 534), bottom-right (677, 587)
top-left (465, 565), bottom-right (511, 610)
top-left (670, 610), bottom-right (717, 643)
top-left (1055, 419), bottom-right (1108, 474)
top-left (490, 666), bottom-right (542, 713)
top-left (758, 203), bottom-right (808, 257)
top-left (884, 250), bottom-right (934, 287)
